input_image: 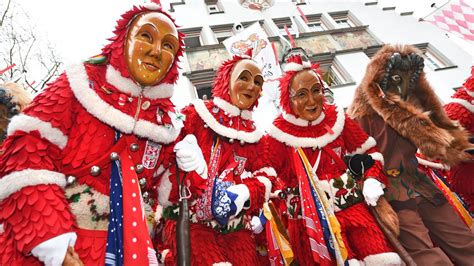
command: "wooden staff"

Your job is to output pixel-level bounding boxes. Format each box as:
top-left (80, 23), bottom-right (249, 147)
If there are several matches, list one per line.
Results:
top-left (176, 163), bottom-right (190, 266)
top-left (369, 204), bottom-right (416, 266)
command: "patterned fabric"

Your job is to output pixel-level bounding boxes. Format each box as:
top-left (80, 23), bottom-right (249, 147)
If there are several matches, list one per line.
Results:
top-left (212, 180), bottom-right (237, 226)
top-left (105, 159), bottom-right (124, 265)
top-left (293, 148), bottom-right (338, 266)
top-left (195, 139), bottom-right (222, 222)
top-left (104, 133), bottom-right (158, 265)
top-left (425, 0), bottom-right (474, 42)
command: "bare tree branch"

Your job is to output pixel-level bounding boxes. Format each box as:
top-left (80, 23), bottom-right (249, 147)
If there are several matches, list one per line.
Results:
top-left (0, 0), bottom-right (62, 92)
top-left (0, 0), bottom-right (12, 27)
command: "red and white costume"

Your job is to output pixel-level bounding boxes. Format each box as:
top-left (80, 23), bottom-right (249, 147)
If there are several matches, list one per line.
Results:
top-left (158, 56), bottom-right (274, 266)
top-left (0, 3), bottom-right (184, 265)
top-left (265, 60), bottom-right (400, 265)
top-left (444, 67), bottom-right (474, 211)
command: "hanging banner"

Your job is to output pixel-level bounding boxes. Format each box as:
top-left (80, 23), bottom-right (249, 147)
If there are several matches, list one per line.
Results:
top-left (223, 23), bottom-right (282, 131)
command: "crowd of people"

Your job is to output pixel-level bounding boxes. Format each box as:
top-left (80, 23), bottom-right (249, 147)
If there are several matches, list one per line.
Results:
top-left (0, 1), bottom-right (473, 265)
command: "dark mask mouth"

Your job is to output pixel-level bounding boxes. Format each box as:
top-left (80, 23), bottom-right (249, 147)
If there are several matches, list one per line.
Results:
top-left (379, 52), bottom-right (425, 95)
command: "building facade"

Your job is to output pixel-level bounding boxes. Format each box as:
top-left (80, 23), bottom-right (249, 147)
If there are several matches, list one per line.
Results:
top-left (165, 0), bottom-right (473, 111)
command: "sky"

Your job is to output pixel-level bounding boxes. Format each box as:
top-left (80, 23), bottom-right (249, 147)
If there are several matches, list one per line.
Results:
top-left (16, 0), bottom-right (473, 64)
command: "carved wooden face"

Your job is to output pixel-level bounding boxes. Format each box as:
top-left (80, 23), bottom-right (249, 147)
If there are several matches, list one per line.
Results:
top-left (290, 70), bottom-right (323, 121)
top-left (386, 69), bottom-right (414, 100)
top-left (229, 59), bottom-right (263, 110)
top-left (124, 12), bottom-right (179, 86)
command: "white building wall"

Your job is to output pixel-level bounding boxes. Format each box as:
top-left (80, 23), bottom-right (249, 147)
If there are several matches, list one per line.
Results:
top-left (163, 0), bottom-right (474, 108)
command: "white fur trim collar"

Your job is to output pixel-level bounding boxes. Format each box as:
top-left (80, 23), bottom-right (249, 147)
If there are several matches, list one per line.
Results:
top-left (466, 89), bottom-right (474, 97)
top-left (282, 111), bottom-right (325, 127)
top-left (447, 98), bottom-right (474, 113)
top-left (67, 64), bottom-right (180, 144)
top-left (0, 169), bottom-right (66, 201)
top-left (143, 3), bottom-right (161, 10)
top-left (192, 99), bottom-right (263, 143)
top-left (7, 114), bottom-right (68, 149)
top-left (283, 61), bottom-right (311, 72)
top-left (213, 97), bottom-right (252, 120)
top-left (106, 65), bottom-right (174, 100)
top-left (417, 157), bottom-right (449, 170)
top-left (268, 105), bottom-right (345, 148)
top-left (347, 136), bottom-right (376, 155)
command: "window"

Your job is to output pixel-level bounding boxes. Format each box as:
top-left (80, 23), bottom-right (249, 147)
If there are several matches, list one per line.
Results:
top-left (197, 86), bottom-right (212, 100)
top-left (418, 44), bottom-right (455, 71)
top-left (180, 27), bottom-right (203, 48)
top-left (211, 24), bottom-right (233, 43)
top-left (321, 60), bottom-right (352, 87)
top-left (292, 0), bottom-right (307, 5)
top-left (334, 19), bottom-right (353, 28)
top-left (207, 2), bottom-right (224, 14)
top-left (323, 66), bottom-right (344, 86)
top-left (273, 17), bottom-right (297, 36)
top-left (330, 11), bottom-right (359, 28)
top-left (424, 50), bottom-right (445, 70)
top-left (305, 14), bottom-right (327, 32)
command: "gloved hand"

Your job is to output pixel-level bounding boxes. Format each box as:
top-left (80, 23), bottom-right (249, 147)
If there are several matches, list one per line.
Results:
top-left (174, 134), bottom-right (207, 179)
top-left (344, 154), bottom-right (375, 178)
top-left (31, 232), bottom-right (77, 266)
top-left (250, 214), bottom-right (266, 234)
top-left (362, 178), bottom-right (384, 206)
top-left (226, 184), bottom-right (250, 217)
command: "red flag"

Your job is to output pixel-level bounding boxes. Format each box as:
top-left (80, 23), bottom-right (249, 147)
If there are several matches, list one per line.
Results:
top-left (296, 5), bottom-right (309, 23)
top-left (283, 25), bottom-right (296, 48)
top-left (0, 64), bottom-right (16, 75)
top-left (425, 0), bottom-right (474, 42)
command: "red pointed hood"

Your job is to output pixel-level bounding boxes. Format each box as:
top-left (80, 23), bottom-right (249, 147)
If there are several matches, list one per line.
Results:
top-left (100, 1), bottom-right (185, 86)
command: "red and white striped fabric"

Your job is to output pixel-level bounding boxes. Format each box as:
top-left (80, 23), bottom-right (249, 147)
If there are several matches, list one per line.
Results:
top-left (426, 0), bottom-right (474, 41)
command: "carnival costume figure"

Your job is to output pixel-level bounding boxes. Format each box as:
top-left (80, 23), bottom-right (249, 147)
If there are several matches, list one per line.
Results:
top-left (443, 66), bottom-right (474, 211)
top-left (348, 44), bottom-right (474, 265)
top-left (157, 51), bottom-right (274, 265)
top-left (0, 1), bottom-right (185, 265)
top-left (265, 55), bottom-right (401, 266)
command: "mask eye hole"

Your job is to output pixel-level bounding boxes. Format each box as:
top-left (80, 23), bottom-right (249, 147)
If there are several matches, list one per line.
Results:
top-left (391, 74), bottom-right (402, 84)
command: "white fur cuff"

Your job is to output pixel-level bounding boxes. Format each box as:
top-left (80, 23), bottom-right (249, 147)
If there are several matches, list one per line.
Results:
top-left (363, 252), bottom-right (402, 266)
top-left (0, 169), bottom-right (66, 201)
top-left (255, 176), bottom-right (272, 201)
top-left (254, 167), bottom-right (277, 177)
top-left (7, 114), bottom-right (68, 149)
top-left (369, 152), bottom-right (384, 165)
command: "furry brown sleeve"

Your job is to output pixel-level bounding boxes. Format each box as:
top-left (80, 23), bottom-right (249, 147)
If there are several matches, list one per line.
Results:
top-left (364, 82), bottom-right (469, 166)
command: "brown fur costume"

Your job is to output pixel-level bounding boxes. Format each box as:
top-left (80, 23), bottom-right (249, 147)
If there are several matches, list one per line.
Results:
top-left (348, 44), bottom-right (472, 166)
top-left (0, 82), bottom-right (32, 144)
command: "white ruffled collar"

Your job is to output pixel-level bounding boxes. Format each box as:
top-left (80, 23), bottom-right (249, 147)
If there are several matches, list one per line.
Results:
top-left (192, 99), bottom-right (262, 144)
top-left (282, 111), bottom-right (326, 127)
top-left (466, 88), bottom-right (474, 97)
top-left (66, 63), bottom-right (181, 144)
top-left (106, 65), bottom-right (174, 100)
top-left (268, 105), bottom-right (346, 149)
top-left (213, 97), bottom-right (253, 120)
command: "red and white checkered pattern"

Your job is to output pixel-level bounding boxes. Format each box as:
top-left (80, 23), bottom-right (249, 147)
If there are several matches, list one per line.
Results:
top-left (426, 0), bottom-right (474, 42)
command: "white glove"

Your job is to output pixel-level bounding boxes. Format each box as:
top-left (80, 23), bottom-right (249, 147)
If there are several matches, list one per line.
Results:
top-left (250, 216), bottom-right (264, 234)
top-left (174, 134), bottom-right (207, 179)
top-left (363, 178), bottom-right (384, 206)
top-left (31, 232), bottom-right (77, 266)
top-left (226, 184), bottom-right (250, 217)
